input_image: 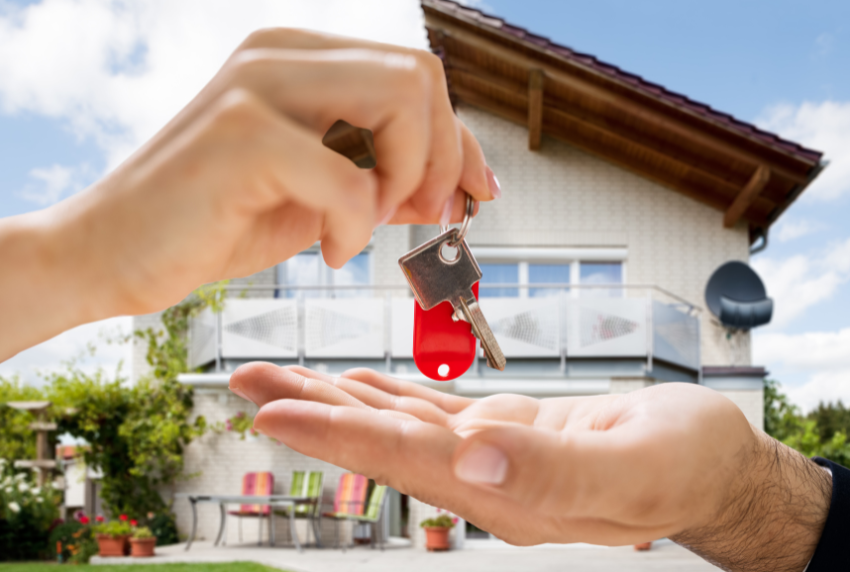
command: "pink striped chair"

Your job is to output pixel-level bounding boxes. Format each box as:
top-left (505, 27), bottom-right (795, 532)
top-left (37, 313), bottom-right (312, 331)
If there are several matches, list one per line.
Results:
top-left (227, 472), bottom-right (274, 544)
top-left (321, 473), bottom-right (369, 548)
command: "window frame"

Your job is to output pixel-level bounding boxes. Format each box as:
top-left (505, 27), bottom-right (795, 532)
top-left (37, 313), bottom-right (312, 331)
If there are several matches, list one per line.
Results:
top-left (276, 243), bottom-right (374, 298)
top-left (473, 247), bottom-right (628, 299)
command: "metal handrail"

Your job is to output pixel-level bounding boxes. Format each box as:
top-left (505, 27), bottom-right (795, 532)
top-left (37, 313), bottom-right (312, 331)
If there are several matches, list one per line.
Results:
top-left (217, 283), bottom-right (701, 312)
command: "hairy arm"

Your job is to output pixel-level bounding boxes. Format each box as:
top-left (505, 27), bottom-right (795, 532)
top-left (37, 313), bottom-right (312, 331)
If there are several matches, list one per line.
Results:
top-left (672, 430), bottom-right (832, 572)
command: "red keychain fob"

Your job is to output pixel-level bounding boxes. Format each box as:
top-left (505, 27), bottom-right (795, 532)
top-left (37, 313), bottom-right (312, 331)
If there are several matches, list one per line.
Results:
top-left (413, 282), bottom-right (479, 381)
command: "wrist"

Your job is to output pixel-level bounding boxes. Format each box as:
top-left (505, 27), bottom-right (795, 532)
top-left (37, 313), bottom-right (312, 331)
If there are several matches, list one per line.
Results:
top-left (673, 429), bottom-right (831, 572)
top-left (0, 199), bottom-right (116, 362)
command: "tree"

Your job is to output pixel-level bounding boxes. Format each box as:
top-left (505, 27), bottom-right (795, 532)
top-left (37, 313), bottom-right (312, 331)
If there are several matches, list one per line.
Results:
top-left (764, 379), bottom-right (850, 467)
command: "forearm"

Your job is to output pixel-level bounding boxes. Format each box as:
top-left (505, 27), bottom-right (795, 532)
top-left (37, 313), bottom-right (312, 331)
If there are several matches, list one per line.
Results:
top-left (0, 201), bottom-right (114, 362)
top-left (672, 430), bottom-right (832, 572)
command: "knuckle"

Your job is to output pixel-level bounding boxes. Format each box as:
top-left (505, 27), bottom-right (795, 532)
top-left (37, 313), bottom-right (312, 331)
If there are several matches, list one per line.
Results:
top-left (239, 27), bottom-right (317, 50)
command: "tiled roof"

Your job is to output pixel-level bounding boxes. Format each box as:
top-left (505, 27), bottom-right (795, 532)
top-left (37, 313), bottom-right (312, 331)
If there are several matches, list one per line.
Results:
top-left (424, 0), bottom-right (822, 164)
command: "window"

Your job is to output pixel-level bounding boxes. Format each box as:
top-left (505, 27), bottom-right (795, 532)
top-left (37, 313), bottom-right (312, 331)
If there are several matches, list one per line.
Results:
top-left (479, 263), bottom-right (519, 298)
top-left (580, 262), bottom-right (623, 298)
top-left (474, 250), bottom-right (624, 298)
top-left (528, 263), bottom-right (571, 298)
top-left (276, 251), bottom-right (371, 298)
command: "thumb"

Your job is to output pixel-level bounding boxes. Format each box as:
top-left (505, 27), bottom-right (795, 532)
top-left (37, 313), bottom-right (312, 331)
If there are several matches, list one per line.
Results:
top-left (451, 425), bottom-right (623, 518)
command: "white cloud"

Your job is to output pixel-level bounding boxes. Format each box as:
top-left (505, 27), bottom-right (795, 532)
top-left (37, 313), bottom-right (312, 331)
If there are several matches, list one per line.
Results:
top-left (757, 100), bottom-right (850, 201)
top-left (754, 328), bottom-right (850, 412)
top-left (774, 217), bottom-right (823, 243)
top-left (752, 237), bottom-right (850, 328)
top-left (0, 316), bottom-right (132, 386)
top-left (787, 371), bottom-right (850, 413)
top-left (0, 0), bottom-right (425, 377)
top-left (755, 328), bottom-right (850, 372)
top-left (16, 163), bottom-right (91, 205)
top-left (0, 0), bottom-right (427, 171)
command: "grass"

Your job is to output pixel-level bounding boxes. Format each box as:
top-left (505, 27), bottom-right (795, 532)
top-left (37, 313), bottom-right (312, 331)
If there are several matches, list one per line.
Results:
top-left (0, 564), bottom-right (284, 572)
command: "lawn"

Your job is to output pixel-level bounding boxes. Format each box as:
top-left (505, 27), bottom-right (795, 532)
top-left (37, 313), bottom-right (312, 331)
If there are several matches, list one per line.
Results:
top-left (0, 564), bottom-right (283, 572)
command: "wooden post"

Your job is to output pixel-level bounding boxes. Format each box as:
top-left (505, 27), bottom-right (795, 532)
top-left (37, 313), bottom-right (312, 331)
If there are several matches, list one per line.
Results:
top-left (724, 166), bottom-right (771, 228)
top-left (528, 69), bottom-right (544, 150)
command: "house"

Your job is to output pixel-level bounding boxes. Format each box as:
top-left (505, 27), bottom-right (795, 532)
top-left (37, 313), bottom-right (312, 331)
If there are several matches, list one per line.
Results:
top-left (132, 0), bottom-right (824, 549)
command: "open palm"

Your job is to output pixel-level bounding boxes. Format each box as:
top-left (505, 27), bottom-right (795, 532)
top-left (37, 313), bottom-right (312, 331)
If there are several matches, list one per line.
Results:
top-left (232, 364), bottom-right (757, 547)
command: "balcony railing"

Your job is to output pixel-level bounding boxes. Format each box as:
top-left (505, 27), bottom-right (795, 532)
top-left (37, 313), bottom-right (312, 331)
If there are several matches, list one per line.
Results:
top-left (187, 284), bottom-right (701, 375)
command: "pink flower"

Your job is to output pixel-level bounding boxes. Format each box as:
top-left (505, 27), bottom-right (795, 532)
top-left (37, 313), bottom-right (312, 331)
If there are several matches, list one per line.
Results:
top-left (119, 514), bottom-right (128, 522)
top-left (436, 508), bottom-right (441, 513)
top-left (79, 516), bottom-right (90, 525)
top-left (452, 517), bottom-right (459, 524)
top-left (130, 519), bottom-right (138, 527)
top-left (96, 516), bottom-right (104, 523)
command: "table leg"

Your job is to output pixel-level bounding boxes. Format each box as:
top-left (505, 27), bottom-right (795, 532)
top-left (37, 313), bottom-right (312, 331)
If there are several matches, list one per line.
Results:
top-left (290, 504), bottom-right (302, 552)
top-left (215, 503), bottom-right (227, 547)
top-left (186, 498), bottom-right (198, 551)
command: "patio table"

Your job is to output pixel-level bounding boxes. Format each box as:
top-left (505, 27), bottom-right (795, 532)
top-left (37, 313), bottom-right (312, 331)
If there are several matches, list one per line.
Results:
top-left (175, 493), bottom-right (316, 552)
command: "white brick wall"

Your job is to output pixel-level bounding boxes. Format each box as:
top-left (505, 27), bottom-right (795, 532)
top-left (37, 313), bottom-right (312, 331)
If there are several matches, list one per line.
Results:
top-left (172, 389), bottom-right (354, 547)
top-left (455, 104), bottom-right (752, 367)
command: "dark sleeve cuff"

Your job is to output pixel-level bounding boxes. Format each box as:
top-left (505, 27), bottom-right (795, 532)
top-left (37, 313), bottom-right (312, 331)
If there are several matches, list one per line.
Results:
top-left (806, 457), bottom-right (850, 571)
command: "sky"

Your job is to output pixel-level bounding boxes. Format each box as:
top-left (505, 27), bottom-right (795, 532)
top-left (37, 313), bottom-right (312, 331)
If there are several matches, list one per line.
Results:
top-left (0, 0), bottom-right (848, 411)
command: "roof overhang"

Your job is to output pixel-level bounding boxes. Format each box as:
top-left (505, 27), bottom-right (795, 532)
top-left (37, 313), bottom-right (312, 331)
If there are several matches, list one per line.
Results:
top-left (422, 0), bottom-right (825, 240)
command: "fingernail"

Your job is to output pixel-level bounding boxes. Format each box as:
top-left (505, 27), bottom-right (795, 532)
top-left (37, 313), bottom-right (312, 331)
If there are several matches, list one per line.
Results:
top-left (454, 443), bottom-right (508, 485)
top-left (485, 166), bottom-right (501, 199)
top-left (375, 205), bottom-right (398, 229)
top-left (439, 193), bottom-right (455, 227)
top-left (229, 382), bottom-right (249, 401)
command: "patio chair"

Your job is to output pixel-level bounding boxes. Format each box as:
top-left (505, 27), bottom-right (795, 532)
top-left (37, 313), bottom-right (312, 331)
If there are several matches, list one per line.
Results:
top-left (227, 471), bottom-right (274, 545)
top-left (321, 476), bottom-right (388, 551)
top-left (274, 470), bottom-right (324, 546)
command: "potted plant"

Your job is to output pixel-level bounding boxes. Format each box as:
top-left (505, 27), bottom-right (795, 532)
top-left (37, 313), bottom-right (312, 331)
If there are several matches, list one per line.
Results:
top-left (130, 525), bottom-right (157, 557)
top-left (93, 516), bottom-right (132, 557)
top-left (420, 511), bottom-right (457, 552)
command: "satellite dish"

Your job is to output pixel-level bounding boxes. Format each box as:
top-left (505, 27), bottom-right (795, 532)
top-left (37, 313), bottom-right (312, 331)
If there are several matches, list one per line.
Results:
top-left (705, 261), bottom-right (773, 329)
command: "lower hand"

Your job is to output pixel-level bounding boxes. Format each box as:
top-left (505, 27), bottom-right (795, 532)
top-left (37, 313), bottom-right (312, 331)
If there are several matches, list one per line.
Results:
top-left (231, 364), bottom-right (831, 572)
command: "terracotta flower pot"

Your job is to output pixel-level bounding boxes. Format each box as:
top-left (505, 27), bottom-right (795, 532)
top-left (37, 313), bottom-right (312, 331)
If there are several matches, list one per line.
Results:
top-left (96, 534), bottom-right (129, 557)
top-left (424, 526), bottom-right (451, 551)
top-left (130, 537), bottom-right (157, 557)
top-left (634, 541), bottom-right (653, 551)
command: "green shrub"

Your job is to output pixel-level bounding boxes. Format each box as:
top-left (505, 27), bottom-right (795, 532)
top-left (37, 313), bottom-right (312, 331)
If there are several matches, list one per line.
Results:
top-left (93, 519), bottom-right (132, 538)
top-left (149, 510), bottom-right (179, 546)
top-left (132, 526), bottom-right (154, 539)
top-left (49, 520), bottom-right (97, 564)
top-left (0, 459), bottom-right (62, 561)
top-left (420, 514), bottom-right (456, 529)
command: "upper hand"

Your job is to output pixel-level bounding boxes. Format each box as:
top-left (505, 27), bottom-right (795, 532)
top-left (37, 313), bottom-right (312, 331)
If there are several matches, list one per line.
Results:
top-left (39, 28), bottom-right (495, 320)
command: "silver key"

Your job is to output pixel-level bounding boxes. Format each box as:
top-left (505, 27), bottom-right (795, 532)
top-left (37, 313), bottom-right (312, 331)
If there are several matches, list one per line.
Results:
top-left (398, 228), bottom-right (506, 371)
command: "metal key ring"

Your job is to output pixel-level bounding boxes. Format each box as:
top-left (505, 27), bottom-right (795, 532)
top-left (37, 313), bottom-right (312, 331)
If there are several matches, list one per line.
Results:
top-left (440, 192), bottom-right (476, 246)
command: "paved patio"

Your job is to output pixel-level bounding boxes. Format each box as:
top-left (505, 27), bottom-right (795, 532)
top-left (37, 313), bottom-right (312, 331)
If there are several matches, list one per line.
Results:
top-left (92, 539), bottom-right (720, 571)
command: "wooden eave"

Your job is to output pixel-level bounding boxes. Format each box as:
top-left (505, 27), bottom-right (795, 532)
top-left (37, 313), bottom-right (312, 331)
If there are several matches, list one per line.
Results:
top-left (422, 0), bottom-right (824, 239)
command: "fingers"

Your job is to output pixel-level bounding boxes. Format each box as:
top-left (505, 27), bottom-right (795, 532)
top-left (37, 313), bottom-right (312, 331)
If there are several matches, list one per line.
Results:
top-left (253, 399), bottom-right (461, 498)
top-left (235, 28), bottom-right (467, 222)
top-left (458, 121), bottom-right (497, 202)
top-left (231, 364), bottom-right (461, 425)
top-left (200, 88), bottom-right (377, 266)
top-left (229, 362), bottom-right (367, 409)
top-left (341, 368), bottom-right (475, 414)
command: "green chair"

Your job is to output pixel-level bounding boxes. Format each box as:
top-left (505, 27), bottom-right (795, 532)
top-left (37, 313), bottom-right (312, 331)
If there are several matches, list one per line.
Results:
top-left (275, 470), bottom-right (324, 547)
top-left (322, 481), bottom-right (388, 551)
